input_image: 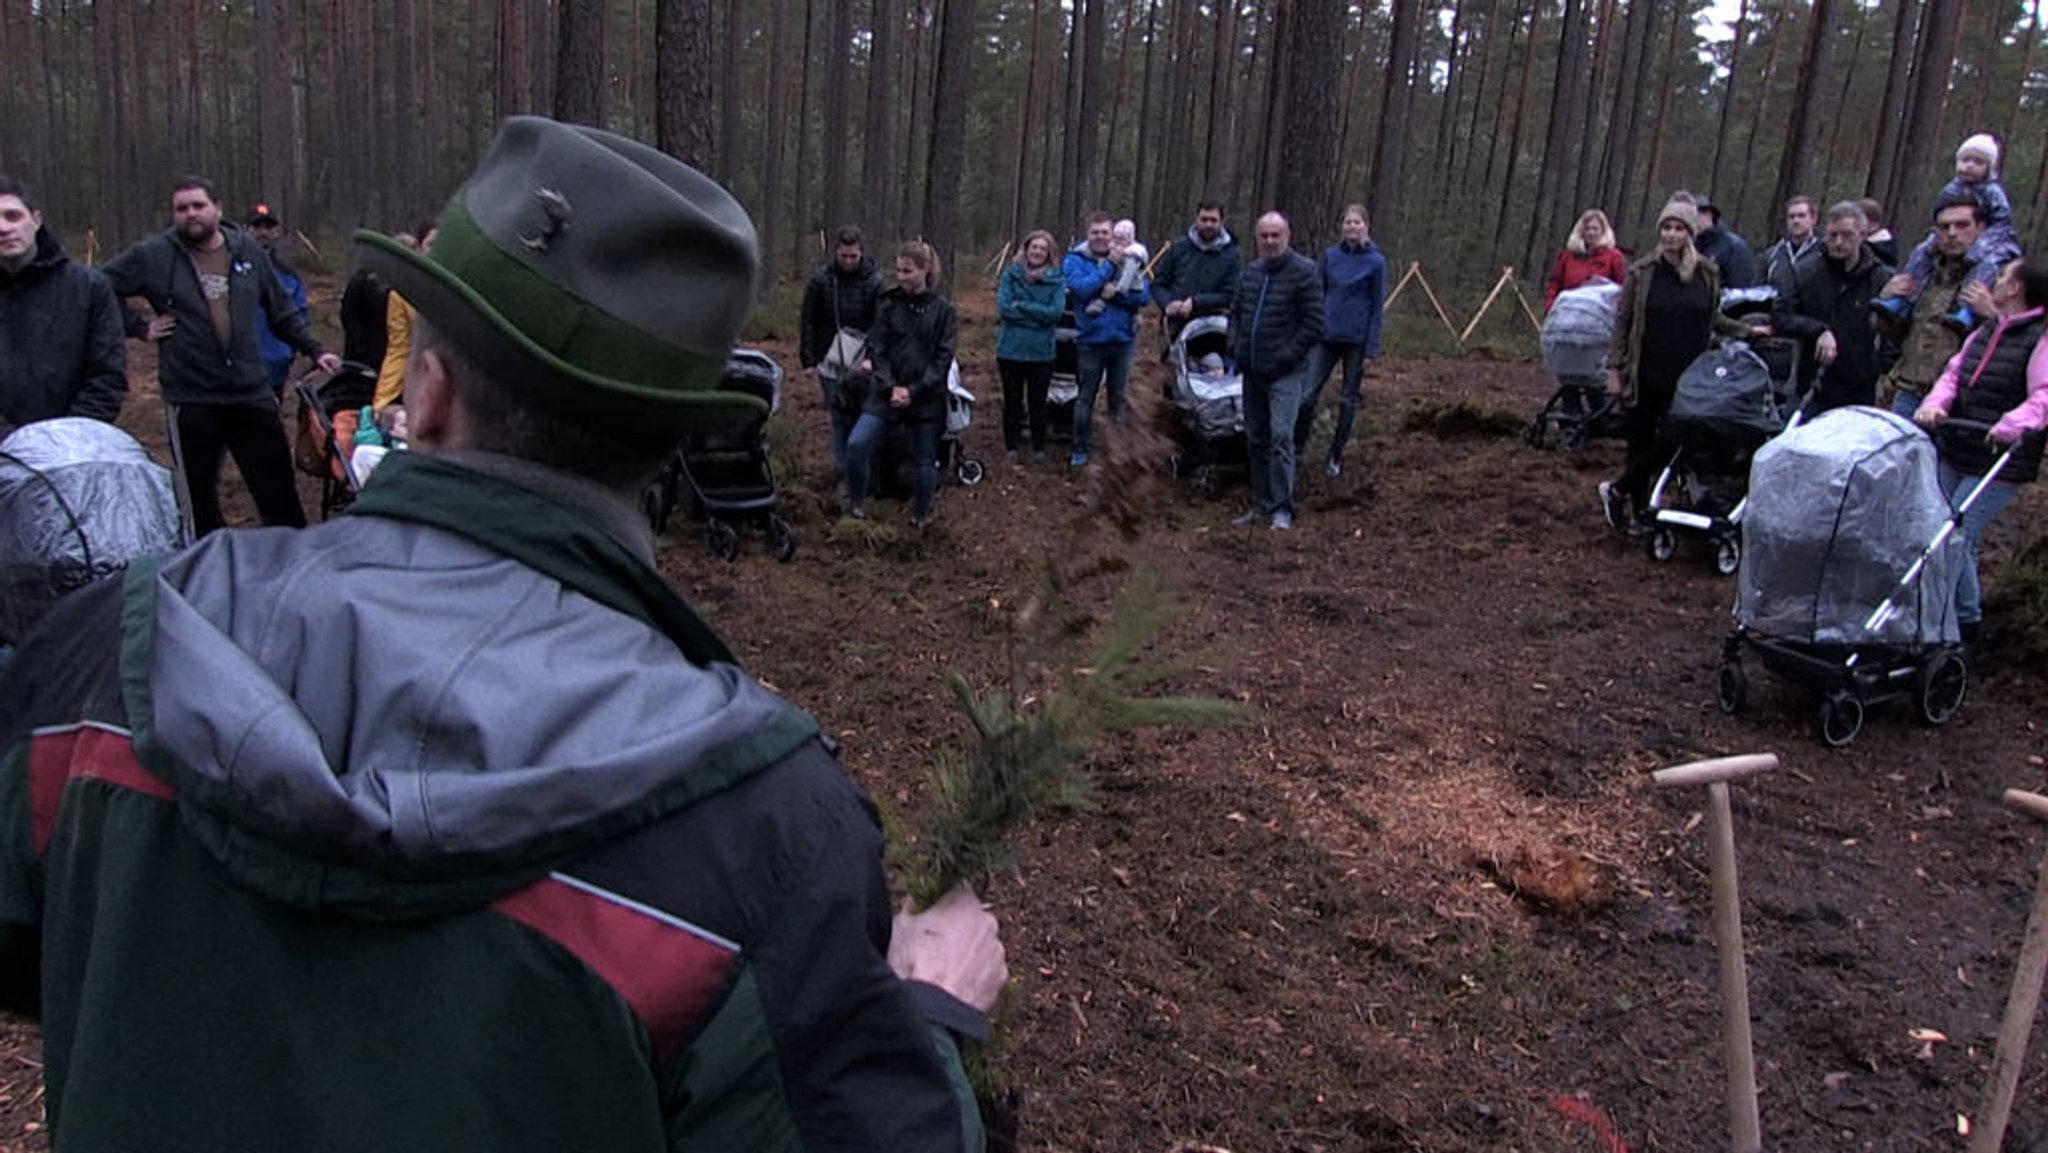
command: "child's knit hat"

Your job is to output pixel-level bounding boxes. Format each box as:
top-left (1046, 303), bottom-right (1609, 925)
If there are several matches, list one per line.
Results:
top-left (1957, 133), bottom-right (2001, 174)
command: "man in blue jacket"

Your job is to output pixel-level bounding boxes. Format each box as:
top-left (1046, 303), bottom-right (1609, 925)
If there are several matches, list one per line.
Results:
top-left (1228, 212), bottom-right (1324, 530)
top-left (246, 202), bottom-right (309, 394)
top-left (1062, 213), bottom-right (1151, 468)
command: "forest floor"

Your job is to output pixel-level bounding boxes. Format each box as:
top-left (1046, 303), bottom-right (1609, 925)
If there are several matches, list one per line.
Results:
top-left (3, 286), bottom-right (2046, 1152)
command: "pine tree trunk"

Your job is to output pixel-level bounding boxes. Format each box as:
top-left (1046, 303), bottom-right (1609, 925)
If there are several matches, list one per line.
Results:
top-left (655, 0), bottom-right (713, 169)
top-left (1487, 0), bottom-right (1540, 262)
top-left (1708, 0), bottom-right (1750, 199)
top-left (718, 0), bottom-right (746, 185)
top-left (864, 0), bottom-right (898, 238)
top-left (1866, 0), bottom-right (1921, 213)
top-left (762, 0), bottom-right (792, 282)
top-left (922, 0), bottom-right (977, 275)
top-left (1894, 0), bottom-right (1962, 231)
top-left (822, 0), bottom-right (852, 229)
top-left (1771, 0), bottom-right (1834, 218)
top-left (555, 0), bottom-right (608, 127)
top-left (1636, 0), bottom-right (1688, 233)
top-left (1275, 0), bottom-right (1343, 249)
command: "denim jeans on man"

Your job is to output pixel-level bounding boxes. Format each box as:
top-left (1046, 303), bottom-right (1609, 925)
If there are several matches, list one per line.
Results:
top-left (1939, 461), bottom-right (2021, 624)
top-left (1244, 365), bottom-right (1311, 517)
top-left (846, 412), bottom-right (941, 521)
top-left (1072, 340), bottom-right (1133, 458)
top-left (1293, 340), bottom-right (1366, 465)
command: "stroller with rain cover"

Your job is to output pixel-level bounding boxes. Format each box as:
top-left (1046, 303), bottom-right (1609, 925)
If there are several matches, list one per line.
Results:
top-left (1527, 279), bottom-right (1624, 451)
top-left (1716, 406), bottom-right (1985, 747)
top-left (1166, 314), bottom-right (1246, 493)
top-left (1644, 338), bottom-right (1802, 575)
top-left (0, 419), bottom-right (182, 652)
top-left (645, 349), bottom-right (798, 562)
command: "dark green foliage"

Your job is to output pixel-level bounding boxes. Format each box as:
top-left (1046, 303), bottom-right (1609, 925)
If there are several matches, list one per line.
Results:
top-left (1992, 533), bottom-right (2048, 664)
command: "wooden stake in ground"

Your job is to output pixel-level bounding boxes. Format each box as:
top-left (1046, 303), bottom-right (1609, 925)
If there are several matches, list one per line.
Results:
top-left (1382, 261), bottom-right (1464, 344)
top-left (1968, 788), bottom-right (2048, 1153)
top-left (1457, 266), bottom-right (1544, 344)
top-left (1653, 752), bottom-right (1777, 1153)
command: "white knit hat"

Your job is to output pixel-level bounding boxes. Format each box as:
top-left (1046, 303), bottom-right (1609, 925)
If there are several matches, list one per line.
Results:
top-left (1957, 133), bottom-right (2001, 174)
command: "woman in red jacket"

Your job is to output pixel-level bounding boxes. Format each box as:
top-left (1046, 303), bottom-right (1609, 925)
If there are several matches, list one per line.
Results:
top-left (1544, 209), bottom-right (1629, 312)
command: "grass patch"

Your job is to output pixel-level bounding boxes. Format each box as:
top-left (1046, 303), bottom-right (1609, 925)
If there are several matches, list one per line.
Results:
top-left (1400, 398), bottom-right (1528, 440)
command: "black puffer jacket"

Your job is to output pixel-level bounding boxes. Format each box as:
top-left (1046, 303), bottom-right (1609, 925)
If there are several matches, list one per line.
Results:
top-left (1228, 250), bottom-right (1324, 379)
top-left (861, 287), bottom-right (957, 422)
top-left (799, 256), bottom-right (884, 369)
top-left (100, 225), bottom-right (321, 407)
top-left (0, 228), bottom-right (127, 434)
top-left (1771, 243), bottom-right (1894, 406)
top-left (1940, 312), bottom-right (2047, 483)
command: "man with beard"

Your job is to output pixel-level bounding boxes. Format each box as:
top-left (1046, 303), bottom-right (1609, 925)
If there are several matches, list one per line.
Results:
top-left (103, 177), bottom-right (338, 535)
top-left (1152, 201), bottom-right (1241, 351)
top-left (1771, 201), bottom-right (1895, 414)
top-left (1762, 196), bottom-right (1819, 298)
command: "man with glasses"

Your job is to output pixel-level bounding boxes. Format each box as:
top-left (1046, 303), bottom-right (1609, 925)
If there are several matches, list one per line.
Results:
top-left (1771, 200), bottom-right (1894, 414)
top-left (1873, 193), bottom-right (1989, 417)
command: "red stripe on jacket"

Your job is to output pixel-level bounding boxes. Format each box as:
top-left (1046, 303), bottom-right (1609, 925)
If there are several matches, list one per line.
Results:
top-left (29, 725), bottom-right (176, 855)
top-left (493, 875), bottom-right (740, 1060)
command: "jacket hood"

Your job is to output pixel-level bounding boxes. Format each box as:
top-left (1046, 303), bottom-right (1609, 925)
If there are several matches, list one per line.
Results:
top-left (12, 226), bottom-right (68, 276)
top-left (131, 510), bottom-right (802, 918)
top-left (824, 254), bottom-right (879, 282)
top-left (1185, 227), bottom-right (1236, 253)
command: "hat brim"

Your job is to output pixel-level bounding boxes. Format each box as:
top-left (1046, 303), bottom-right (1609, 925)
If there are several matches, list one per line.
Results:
top-left (354, 228), bottom-right (766, 442)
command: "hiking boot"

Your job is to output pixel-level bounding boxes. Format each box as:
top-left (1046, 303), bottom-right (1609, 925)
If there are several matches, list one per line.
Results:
top-left (1598, 481), bottom-right (1628, 530)
top-left (1869, 296), bottom-right (1913, 323)
top-left (1231, 509), bottom-right (1263, 526)
top-left (1069, 451), bottom-right (1089, 468)
top-left (1939, 305), bottom-right (1979, 335)
top-left (1270, 511), bottom-right (1293, 530)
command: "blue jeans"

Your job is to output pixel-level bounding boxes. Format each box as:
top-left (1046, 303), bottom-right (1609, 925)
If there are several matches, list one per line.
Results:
top-left (818, 370), bottom-right (852, 473)
top-left (1940, 461), bottom-right (2021, 625)
top-left (846, 412), bottom-right (941, 520)
top-left (1072, 340), bottom-right (1133, 456)
top-left (1889, 385), bottom-right (1925, 420)
top-left (1294, 341), bottom-right (1367, 463)
top-left (1244, 365), bottom-right (1311, 516)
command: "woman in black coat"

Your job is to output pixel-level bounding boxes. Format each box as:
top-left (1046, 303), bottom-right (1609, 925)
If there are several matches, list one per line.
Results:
top-left (843, 241), bottom-right (958, 528)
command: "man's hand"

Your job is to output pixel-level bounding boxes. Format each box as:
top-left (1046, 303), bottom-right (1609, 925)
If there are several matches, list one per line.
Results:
top-left (145, 314), bottom-right (176, 341)
top-left (1961, 281), bottom-right (1997, 316)
top-left (1882, 274), bottom-right (1918, 300)
top-left (316, 352), bottom-right (343, 375)
top-left (889, 385), bottom-right (911, 409)
top-left (889, 883), bottom-right (1007, 1014)
top-left (1815, 330), bottom-right (1837, 366)
top-left (1166, 299), bottom-right (1192, 319)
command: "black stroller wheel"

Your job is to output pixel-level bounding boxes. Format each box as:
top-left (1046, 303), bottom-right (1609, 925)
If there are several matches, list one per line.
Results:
top-left (767, 516), bottom-right (798, 563)
top-left (705, 520), bottom-right (740, 562)
top-left (1713, 535), bottom-right (1742, 577)
top-left (957, 457), bottom-right (986, 486)
top-left (1646, 525), bottom-right (1677, 563)
top-left (1717, 662), bottom-right (1747, 715)
top-left (1818, 692), bottom-right (1864, 747)
top-left (1914, 650), bottom-right (1968, 726)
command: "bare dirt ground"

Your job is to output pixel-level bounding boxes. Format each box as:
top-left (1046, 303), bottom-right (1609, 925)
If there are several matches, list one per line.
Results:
top-left (3, 286), bottom-right (2045, 1152)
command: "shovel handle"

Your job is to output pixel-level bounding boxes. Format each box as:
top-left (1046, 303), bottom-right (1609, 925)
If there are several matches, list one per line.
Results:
top-left (1653, 753), bottom-right (1779, 789)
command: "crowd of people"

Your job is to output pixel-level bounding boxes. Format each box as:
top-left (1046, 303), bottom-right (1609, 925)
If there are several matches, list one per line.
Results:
top-left (0, 116), bottom-right (2043, 1148)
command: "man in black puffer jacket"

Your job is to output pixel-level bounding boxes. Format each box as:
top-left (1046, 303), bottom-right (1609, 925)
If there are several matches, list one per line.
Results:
top-left (799, 226), bottom-right (884, 477)
top-left (0, 178), bottom-right (127, 437)
top-left (1772, 200), bottom-right (1894, 414)
top-left (1228, 212), bottom-right (1323, 531)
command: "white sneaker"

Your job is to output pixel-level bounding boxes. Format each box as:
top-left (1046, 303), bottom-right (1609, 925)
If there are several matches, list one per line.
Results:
top-left (1270, 511), bottom-right (1293, 530)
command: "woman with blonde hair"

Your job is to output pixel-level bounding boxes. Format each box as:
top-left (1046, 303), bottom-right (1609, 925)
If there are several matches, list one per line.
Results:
top-left (995, 230), bottom-right (1065, 463)
top-left (1598, 196), bottom-right (1765, 530)
top-left (1544, 209), bottom-right (1628, 312)
top-left (846, 240), bottom-right (958, 528)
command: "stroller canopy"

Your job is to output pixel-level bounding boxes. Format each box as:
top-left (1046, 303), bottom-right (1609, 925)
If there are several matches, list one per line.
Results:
top-left (0, 418), bottom-right (181, 645)
top-left (1171, 315), bottom-right (1244, 439)
top-left (1540, 279), bottom-right (1619, 378)
top-left (1736, 407), bottom-right (1960, 647)
top-left (1668, 342), bottom-right (1791, 443)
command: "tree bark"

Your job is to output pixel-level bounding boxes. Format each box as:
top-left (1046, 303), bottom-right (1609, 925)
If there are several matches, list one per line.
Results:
top-left (1275, 0), bottom-right (1343, 249)
top-left (1487, 0), bottom-right (1540, 262)
top-left (555, 0), bottom-right (608, 127)
top-left (1894, 0), bottom-right (1962, 231)
top-left (1770, 0), bottom-right (1834, 218)
top-left (1073, 0), bottom-right (1106, 218)
top-left (1203, 0), bottom-right (1240, 208)
top-left (656, 0), bottom-right (714, 169)
top-left (922, 0), bottom-right (977, 276)
top-left (1708, 0), bottom-right (1751, 199)
top-left (864, 0), bottom-right (899, 237)
top-left (1371, 0), bottom-right (1418, 252)
top-left (762, 0), bottom-right (793, 282)
top-left (1527, 0), bottom-right (1590, 274)
top-left (718, 0), bottom-right (746, 185)
top-left (1867, 0), bottom-right (1922, 213)
top-left (1636, 0), bottom-right (1689, 233)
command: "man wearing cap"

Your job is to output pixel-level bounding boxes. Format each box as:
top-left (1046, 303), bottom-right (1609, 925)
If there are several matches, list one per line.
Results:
top-left (0, 175), bottom-right (127, 436)
top-left (101, 177), bottom-right (338, 534)
top-left (0, 118), bottom-right (1006, 1152)
top-left (245, 202), bottom-right (310, 394)
top-left (1693, 195), bottom-right (1759, 288)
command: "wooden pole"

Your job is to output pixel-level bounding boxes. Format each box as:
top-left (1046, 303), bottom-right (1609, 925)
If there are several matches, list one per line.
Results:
top-left (1459, 267), bottom-right (1519, 343)
top-left (1653, 752), bottom-right (1776, 1153)
top-left (1968, 788), bottom-right (2048, 1153)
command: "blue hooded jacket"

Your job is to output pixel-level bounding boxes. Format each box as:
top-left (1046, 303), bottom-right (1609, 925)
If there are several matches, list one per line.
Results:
top-left (1063, 241), bottom-right (1149, 345)
top-left (1319, 240), bottom-right (1386, 355)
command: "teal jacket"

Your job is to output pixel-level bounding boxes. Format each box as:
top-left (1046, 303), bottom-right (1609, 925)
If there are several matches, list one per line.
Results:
top-left (995, 261), bottom-right (1065, 362)
top-left (0, 452), bottom-right (985, 1153)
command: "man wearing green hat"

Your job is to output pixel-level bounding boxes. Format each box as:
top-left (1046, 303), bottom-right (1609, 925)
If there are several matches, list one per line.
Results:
top-left (0, 117), bottom-right (1005, 1152)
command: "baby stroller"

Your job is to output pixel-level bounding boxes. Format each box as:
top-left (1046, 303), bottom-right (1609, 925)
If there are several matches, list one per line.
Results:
top-left (942, 364), bottom-right (986, 486)
top-left (1166, 315), bottom-right (1246, 493)
top-left (646, 348), bottom-right (797, 563)
top-left (1527, 279), bottom-right (1625, 451)
top-left (1045, 312), bottom-right (1080, 443)
top-left (1644, 339), bottom-right (1802, 575)
top-left (1, 419), bottom-right (181, 649)
top-left (292, 362), bottom-right (379, 519)
top-left (1716, 406), bottom-right (1986, 747)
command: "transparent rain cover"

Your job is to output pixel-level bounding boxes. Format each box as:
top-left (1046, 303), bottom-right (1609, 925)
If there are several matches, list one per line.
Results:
top-left (0, 419), bottom-right (181, 644)
top-left (1541, 278), bottom-right (1619, 378)
top-left (1736, 406), bottom-right (1961, 646)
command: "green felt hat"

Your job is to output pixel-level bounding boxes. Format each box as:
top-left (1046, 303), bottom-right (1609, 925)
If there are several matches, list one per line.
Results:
top-left (355, 116), bottom-right (764, 435)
